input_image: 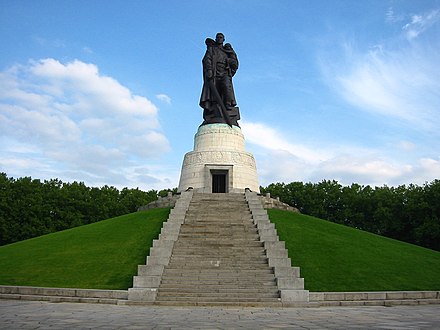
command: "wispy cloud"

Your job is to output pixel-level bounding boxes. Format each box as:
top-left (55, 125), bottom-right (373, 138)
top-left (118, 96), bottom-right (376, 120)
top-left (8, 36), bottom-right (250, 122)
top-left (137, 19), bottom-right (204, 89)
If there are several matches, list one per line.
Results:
top-left (0, 58), bottom-right (171, 189)
top-left (82, 46), bottom-right (94, 54)
top-left (402, 9), bottom-right (440, 40)
top-left (156, 93), bottom-right (171, 104)
top-left (33, 36), bottom-right (66, 48)
top-left (386, 7), bottom-right (440, 40)
top-left (385, 7), bottom-right (404, 24)
top-left (320, 37), bottom-right (440, 131)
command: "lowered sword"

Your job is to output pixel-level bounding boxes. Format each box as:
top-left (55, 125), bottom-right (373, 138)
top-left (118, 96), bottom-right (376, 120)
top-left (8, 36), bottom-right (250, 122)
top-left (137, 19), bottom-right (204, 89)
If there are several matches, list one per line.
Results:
top-left (207, 78), bottom-right (233, 128)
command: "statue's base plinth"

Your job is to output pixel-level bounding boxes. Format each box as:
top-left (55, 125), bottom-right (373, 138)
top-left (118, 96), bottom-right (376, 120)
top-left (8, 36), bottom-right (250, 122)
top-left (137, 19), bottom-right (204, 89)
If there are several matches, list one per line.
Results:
top-left (178, 124), bottom-right (260, 193)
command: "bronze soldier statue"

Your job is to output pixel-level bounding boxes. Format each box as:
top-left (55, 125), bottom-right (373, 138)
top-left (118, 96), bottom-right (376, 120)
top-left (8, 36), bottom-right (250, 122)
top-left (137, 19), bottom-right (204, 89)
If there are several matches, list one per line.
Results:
top-left (199, 33), bottom-right (240, 127)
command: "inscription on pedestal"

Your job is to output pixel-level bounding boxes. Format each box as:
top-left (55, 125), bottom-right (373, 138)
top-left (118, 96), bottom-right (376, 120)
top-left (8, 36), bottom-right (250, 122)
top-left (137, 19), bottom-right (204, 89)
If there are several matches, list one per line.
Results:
top-left (183, 151), bottom-right (256, 169)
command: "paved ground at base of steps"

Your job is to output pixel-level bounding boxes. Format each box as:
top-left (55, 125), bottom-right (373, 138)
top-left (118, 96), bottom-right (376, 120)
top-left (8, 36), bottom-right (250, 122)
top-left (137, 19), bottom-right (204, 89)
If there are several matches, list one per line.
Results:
top-left (1, 299), bottom-right (439, 329)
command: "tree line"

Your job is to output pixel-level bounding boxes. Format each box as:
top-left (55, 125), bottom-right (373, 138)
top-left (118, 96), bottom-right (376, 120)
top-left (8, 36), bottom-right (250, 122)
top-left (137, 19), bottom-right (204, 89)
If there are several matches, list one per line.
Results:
top-left (261, 179), bottom-right (440, 251)
top-left (0, 173), bottom-right (164, 246)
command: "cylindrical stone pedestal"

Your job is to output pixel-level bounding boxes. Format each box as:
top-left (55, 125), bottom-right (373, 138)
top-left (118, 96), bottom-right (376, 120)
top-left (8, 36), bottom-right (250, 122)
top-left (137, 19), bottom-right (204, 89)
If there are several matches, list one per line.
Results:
top-left (178, 124), bottom-right (260, 193)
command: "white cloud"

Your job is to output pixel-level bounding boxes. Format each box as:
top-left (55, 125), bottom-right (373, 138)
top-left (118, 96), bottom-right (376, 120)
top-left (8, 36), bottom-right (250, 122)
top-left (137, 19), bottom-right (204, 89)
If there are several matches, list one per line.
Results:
top-left (410, 158), bottom-right (440, 183)
top-left (314, 156), bottom-right (411, 186)
top-left (241, 121), bottom-right (331, 163)
top-left (0, 58), bottom-right (171, 189)
top-left (243, 121), bottom-right (439, 187)
top-left (156, 94), bottom-right (171, 104)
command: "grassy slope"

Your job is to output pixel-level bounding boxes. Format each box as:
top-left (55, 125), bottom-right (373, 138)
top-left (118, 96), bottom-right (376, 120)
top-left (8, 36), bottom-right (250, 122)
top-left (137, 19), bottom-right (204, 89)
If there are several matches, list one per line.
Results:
top-left (0, 208), bottom-right (170, 290)
top-left (1, 207), bottom-right (439, 292)
top-left (268, 209), bottom-right (440, 292)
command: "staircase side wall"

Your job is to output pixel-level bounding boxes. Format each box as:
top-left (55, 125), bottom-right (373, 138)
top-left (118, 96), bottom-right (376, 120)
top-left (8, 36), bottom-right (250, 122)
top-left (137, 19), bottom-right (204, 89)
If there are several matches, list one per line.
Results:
top-left (245, 190), bottom-right (310, 303)
top-left (128, 190), bottom-right (194, 302)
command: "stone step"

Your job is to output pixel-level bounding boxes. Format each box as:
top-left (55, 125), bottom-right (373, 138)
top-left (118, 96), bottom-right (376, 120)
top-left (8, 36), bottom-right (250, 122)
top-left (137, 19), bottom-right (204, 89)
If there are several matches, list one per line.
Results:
top-left (171, 245), bottom-right (264, 250)
top-left (168, 253), bottom-right (267, 258)
top-left (168, 254), bottom-right (269, 260)
top-left (165, 262), bottom-right (272, 270)
top-left (160, 279), bottom-right (278, 285)
top-left (186, 208), bottom-right (250, 213)
top-left (176, 232), bottom-right (259, 237)
top-left (169, 253), bottom-right (267, 259)
top-left (173, 241), bottom-right (264, 246)
top-left (157, 288), bottom-right (279, 294)
top-left (182, 219), bottom-right (254, 224)
top-left (184, 216), bottom-right (252, 220)
top-left (178, 228), bottom-right (258, 232)
top-left (177, 231), bottom-right (259, 235)
top-left (157, 291), bottom-right (280, 298)
top-left (155, 296), bottom-right (280, 302)
top-left (191, 194), bottom-right (246, 199)
top-left (187, 202), bottom-right (249, 206)
top-left (186, 209), bottom-right (251, 213)
top-left (175, 237), bottom-right (261, 242)
top-left (172, 245), bottom-right (264, 250)
top-left (158, 286), bottom-right (278, 291)
top-left (175, 236), bottom-right (261, 241)
top-left (177, 229), bottom-right (258, 234)
top-left (184, 219), bottom-right (253, 223)
top-left (183, 218), bottom-right (254, 222)
top-left (187, 204), bottom-right (250, 208)
top-left (162, 268), bottom-right (275, 275)
top-left (170, 246), bottom-right (265, 251)
top-left (191, 193), bottom-right (245, 198)
top-left (158, 282), bottom-right (278, 288)
top-left (169, 251), bottom-right (266, 256)
top-left (164, 266), bottom-right (273, 271)
top-left (188, 199), bottom-right (248, 203)
top-left (164, 264), bottom-right (271, 270)
top-left (166, 259), bottom-right (269, 265)
top-left (160, 274), bottom-right (276, 281)
top-left (161, 272), bottom-right (277, 278)
top-left (152, 300), bottom-right (283, 307)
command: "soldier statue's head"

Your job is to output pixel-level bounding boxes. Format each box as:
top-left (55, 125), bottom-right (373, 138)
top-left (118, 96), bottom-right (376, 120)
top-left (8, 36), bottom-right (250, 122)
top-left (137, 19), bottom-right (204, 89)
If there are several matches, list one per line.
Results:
top-left (215, 33), bottom-right (225, 45)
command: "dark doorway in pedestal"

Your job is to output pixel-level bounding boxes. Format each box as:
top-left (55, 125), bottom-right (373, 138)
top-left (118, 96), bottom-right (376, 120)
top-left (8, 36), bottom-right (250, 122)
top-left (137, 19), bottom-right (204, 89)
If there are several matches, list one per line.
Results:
top-left (212, 171), bottom-right (227, 193)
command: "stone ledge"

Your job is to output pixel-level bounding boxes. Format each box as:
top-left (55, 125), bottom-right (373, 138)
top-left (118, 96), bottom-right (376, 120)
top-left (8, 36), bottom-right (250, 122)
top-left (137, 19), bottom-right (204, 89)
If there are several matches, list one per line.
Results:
top-left (1, 286), bottom-right (439, 307)
top-left (0, 285), bottom-right (128, 300)
top-left (309, 291), bottom-right (440, 307)
top-left (259, 193), bottom-right (299, 212)
top-left (310, 291), bottom-right (440, 301)
top-left (138, 192), bottom-right (180, 211)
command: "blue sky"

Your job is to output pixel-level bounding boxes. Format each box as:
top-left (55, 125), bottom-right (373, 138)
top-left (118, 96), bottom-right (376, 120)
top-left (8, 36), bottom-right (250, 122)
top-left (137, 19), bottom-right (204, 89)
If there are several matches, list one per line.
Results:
top-left (1, 0), bottom-right (439, 190)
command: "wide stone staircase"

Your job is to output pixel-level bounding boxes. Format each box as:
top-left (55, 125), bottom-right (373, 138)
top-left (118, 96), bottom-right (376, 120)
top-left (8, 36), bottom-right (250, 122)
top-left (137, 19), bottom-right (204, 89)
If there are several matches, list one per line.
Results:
top-left (156, 193), bottom-right (279, 305)
top-left (128, 190), bottom-right (308, 306)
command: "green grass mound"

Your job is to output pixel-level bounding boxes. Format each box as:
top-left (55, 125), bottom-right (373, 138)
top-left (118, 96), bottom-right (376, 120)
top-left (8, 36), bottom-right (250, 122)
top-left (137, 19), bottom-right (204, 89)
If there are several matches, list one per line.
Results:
top-left (0, 208), bottom-right (170, 290)
top-left (1, 206), bottom-right (439, 292)
top-left (268, 209), bottom-right (440, 292)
